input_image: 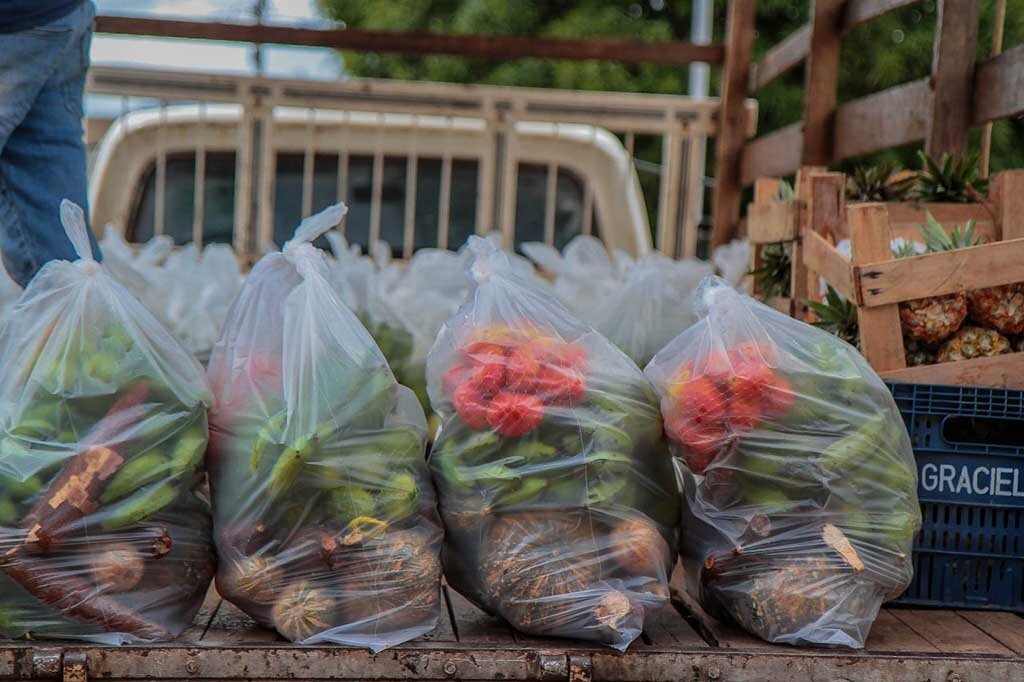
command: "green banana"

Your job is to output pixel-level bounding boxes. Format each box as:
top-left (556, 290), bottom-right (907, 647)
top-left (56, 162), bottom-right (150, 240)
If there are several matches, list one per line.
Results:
top-left (817, 413), bottom-right (889, 475)
top-left (12, 417), bottom-right (56, 439)
top-left (251, 411), bottom-right (286, 472)
top-left (268, 434), bottom-right (318, 498)
top-left (102, 481), bottom-right (179, 530)
top-left (170, 429), bottom-right (208, 476)
top-left (101, 451), bottom-right (172, 504)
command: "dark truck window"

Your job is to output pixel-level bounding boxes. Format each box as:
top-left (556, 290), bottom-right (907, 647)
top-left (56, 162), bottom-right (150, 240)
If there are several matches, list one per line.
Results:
top-left (513, 164), bottom-right (597, 253)
top-left (131, 151), bottom-right (236, 245)
top-left (131, 151), bottom-right (596, 254)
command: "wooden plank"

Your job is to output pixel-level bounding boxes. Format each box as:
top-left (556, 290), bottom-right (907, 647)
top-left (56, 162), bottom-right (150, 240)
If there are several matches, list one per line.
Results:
top-left (94, 15), bottom-right (725, 66)
top-left (833, 78), bottom-right (930, 162)
top-left (863, 609), bottom-right (941, 654)
top-left (880, 352), bottom-right (1024, 389)
top-left (710, 0), bottom-right (758, 249)
top-left (421, 588), bottom-right (458, 643)
top-left (444, 585), bottom-right (517, 644)
top-left (856, 238), bottom-right (1024, 306)
top-left (843, 0), bottom-right (919, 28)
top-left (641, 602), bottom-right (709, 649)
top-left (749, 25), bottom-right (810, 91)
top-left (973, 44), bottom-right (1024, 124)
top-left (890, 609), bottom-right (1014, 655)
top-left (176, 584), bottom-right (221, 645)
top-left (958, 611), bottom-right (1024, 655)
top-left (804, 230), bottom-right (854, 301)
top-left (801, 0), bottom-right (844, 166)
top-left (789, 167), bottom-right (823, 321)
top-left (848, 203), bottom-right (906, 372)
top-left (201, 598), bottom-right (282, 645)
top-left (739, 122), bottom-right (802, 187)
top-left (990, 170), bottom-right (1024, 240)
top-left (884, 201), bottom-right (997, 242)
top-left (925, 0), bottom-right (980, 156)
top-left (747, 201), bottom-right (799, 243)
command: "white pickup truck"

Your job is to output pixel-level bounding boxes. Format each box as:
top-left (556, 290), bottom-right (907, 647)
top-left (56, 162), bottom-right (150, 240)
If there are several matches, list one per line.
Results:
top-left (86, 66), bottom-right (752, 261)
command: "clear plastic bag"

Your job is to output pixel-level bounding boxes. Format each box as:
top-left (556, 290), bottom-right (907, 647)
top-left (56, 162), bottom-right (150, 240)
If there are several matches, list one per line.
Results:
top-left (594, 254), bottom-right (714, 367)
top-left (644, 277), bottom-right (920, 648)
top-left (0, 201), bottom-right (214, 643)
top-left (521, 236), bottom-right (621, 326)
top-left (427, 237), bottom-right (678, 650)
top-left (207, 204), bottom-right (443, 651)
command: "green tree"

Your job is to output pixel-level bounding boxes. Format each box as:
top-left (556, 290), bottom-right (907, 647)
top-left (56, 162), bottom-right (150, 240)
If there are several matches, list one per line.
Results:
top-left (319, 0), bottom-right (1024, 177)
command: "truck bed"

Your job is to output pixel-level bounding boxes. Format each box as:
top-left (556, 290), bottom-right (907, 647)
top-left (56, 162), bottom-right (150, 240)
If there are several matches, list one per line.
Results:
top-left (3, 577), bottom-right (1023, 682)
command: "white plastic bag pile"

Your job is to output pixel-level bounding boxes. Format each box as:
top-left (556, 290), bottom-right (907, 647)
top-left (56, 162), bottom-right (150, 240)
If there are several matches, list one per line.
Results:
top-left (99, 230), bottom-right (244, 363)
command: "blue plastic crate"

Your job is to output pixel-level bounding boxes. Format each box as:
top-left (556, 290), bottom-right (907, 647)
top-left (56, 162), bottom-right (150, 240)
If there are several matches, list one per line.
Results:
top-left (886, 382), bottom-right (1024, 611)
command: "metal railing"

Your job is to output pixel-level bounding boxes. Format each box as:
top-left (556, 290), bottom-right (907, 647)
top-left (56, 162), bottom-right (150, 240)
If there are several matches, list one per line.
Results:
top-left (87, 65), bottom-right (755, 260)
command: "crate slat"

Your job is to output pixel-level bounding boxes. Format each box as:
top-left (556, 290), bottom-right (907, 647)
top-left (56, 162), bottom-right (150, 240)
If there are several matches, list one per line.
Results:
top-left (889, 610), bottom-right (1014, 655)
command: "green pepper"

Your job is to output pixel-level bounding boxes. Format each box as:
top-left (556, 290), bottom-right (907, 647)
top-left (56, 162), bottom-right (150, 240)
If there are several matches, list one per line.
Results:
top-left (251, 411), bottom-right (286, 472)
top-left (494, 477), bottom-right (546, 508)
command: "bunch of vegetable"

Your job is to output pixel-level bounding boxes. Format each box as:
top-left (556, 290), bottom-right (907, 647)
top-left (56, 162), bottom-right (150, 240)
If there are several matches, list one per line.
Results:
top-left (207, 205), bottom-right (443, 651)
top-left (0, 201), bottom-right (213, 643)
top-left (646, 277), bottom-right (920, 648)
top-left (428, 237), bottom-right (678, 651)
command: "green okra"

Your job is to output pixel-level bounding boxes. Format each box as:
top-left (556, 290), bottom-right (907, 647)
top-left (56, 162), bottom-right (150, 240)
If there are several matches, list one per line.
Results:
top-left (102, 481), bottom-right (179, 530)
top-left (101, 451), bottom-right (172, 504)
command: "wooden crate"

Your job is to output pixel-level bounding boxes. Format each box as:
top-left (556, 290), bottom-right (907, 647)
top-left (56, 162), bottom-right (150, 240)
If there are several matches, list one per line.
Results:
top-left (746, 168), bottom-right (827, 316)
top-left (800, 169), bottom-right (1024, 388)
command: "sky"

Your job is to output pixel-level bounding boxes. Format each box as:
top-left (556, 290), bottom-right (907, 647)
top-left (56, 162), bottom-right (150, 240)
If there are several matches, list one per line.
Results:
top-left (92, 0), bottom-right (344, 80)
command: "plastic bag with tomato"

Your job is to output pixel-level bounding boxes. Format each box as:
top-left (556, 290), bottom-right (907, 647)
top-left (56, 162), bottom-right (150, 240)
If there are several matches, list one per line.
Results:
top-left (207, 204), bottom-right (443, 651)
top-left (427, 237), bottom-right (679, 651)
top-left (645, 277), bottom-right (920, 648)
top-left (0, 201), bottom-right (213, 643)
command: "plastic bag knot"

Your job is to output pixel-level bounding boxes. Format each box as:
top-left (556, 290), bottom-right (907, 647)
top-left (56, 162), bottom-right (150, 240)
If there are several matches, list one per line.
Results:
top-left (466, 235), bottom-right (512, 284)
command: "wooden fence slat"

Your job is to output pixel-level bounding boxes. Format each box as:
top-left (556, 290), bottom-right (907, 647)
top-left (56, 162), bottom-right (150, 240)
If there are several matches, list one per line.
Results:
top-left (848, 203), bottom-right (906, 372)
top-left (925, 0), bottom-right (980, 156)
top-left (711, 0), bottom-right (758, 249)
top-left (843, 0), bottom-right (919, 28)
top-left (990, 170), bottom-right (1024, 240)
top-left (855, 238), bottom-right (1024, 306)
top-left (974, 45), bottom-right (1024, 125)
top-left (833, 78), bottom-right (930, 161)
top-left (805, 229), bottom-right (854, 302)
top-left (801, 0), bottom-right (844, 166)
top-left (749, 25), bottom-right (810, 91)
top-left (94, 15), bottom-right (724, 66)
top-left (739, 122), bottom-right (801, 186)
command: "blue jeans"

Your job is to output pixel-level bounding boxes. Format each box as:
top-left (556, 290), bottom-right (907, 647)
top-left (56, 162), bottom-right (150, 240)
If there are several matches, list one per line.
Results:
top-left (0, 1), bottom-right (101, 288)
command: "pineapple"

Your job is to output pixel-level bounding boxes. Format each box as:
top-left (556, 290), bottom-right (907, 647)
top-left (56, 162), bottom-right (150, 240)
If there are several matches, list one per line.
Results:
top-left (895, 213), bottom-right (976, 345)
top-left (912, 151), bottom-right (988, 203)
top-left (968, 284), bottom-right (1024, 336)
top-left (749, 243), bottom-right (791, 300)
top-left (904, 339), bottom-right (936, 367)
top-left (936, 326), bottom-right (1011, 363)
top-left (846, 161), bottom-right (914, 202)
top-left (805, 285), bottom-right (859, 348)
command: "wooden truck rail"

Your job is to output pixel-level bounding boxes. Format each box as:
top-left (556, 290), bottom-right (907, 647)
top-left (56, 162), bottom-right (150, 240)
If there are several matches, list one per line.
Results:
top-left (3, 576), bottom-right (1024, 682)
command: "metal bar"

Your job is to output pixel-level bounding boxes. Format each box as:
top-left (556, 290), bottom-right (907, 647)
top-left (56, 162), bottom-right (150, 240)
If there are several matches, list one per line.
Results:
top-left (582, 181), bottom-right (594, 236)
top-left (543, 161), bottom-right (557, 246)
top-left (624, 131), bottom-right (635, 159)
top-left (257, 96), bottom-right (276, 250)
top-left (233, 89), bottom-right (255, 256)
top-left (682, 136), bottom-right (704, 258)
top-left (154, 101), bottom-right (167, 237)
top-left (475, 112), bottom-right (497, 234)
top-left (369, 145), bottom-right (384, 248)
top-left (656, 129), bottom-right (680, 254)
top-left (301, 108), bottom-right (315, 217)
top-left (336, 111), bottom-right (349, 235)
top-left (438, 152), bottom-right (453, 250)
top-left (497, 126), bottom-right (519, 250)
top-left (403, 154), bottom-right (417, 258)
top-left (94, 15), bottom-right (726, 66)
top-left (192, 101), bottom-right (207, 248)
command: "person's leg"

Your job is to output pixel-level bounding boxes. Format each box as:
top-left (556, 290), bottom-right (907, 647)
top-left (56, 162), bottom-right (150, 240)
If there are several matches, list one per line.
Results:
top-left (0, 1), bottom-right (99, 287)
